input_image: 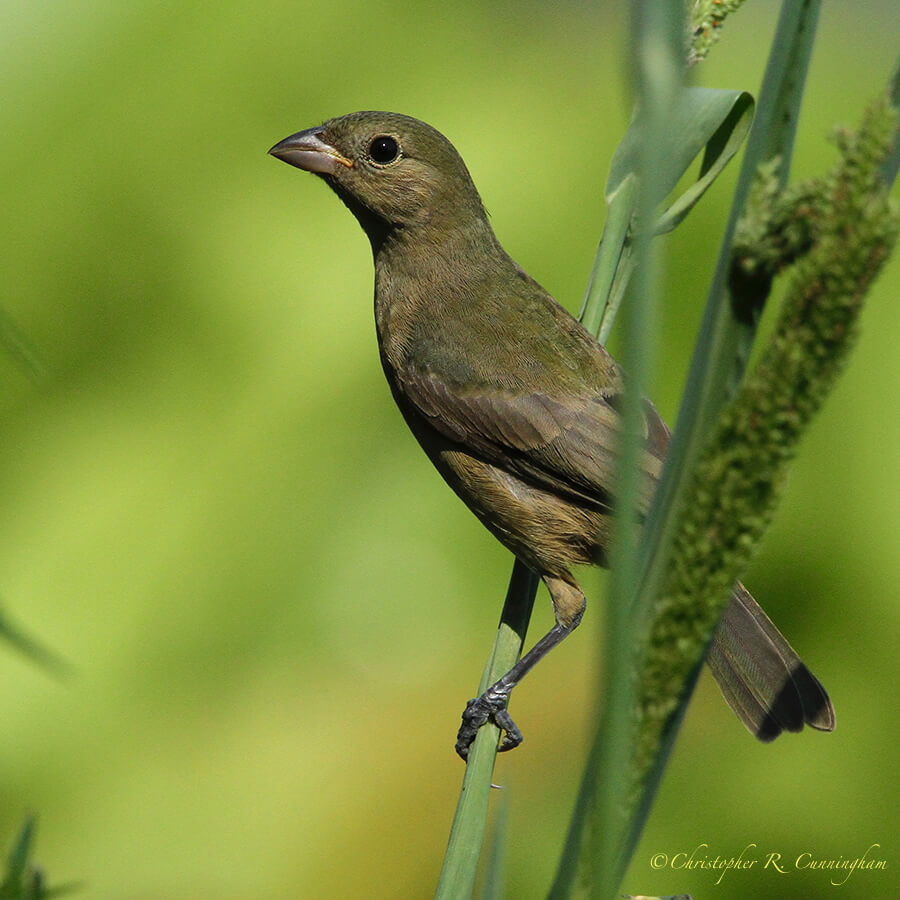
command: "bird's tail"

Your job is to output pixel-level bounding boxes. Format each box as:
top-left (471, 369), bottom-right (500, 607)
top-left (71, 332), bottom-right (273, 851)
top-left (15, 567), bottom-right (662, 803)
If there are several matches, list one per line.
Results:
top-left (707, 583), bottom-right (836, 740)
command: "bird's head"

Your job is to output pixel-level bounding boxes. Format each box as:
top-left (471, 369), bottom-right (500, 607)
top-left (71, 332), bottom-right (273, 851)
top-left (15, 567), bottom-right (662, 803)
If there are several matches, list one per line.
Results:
top-left (269, 111), bottom-right (488, 248)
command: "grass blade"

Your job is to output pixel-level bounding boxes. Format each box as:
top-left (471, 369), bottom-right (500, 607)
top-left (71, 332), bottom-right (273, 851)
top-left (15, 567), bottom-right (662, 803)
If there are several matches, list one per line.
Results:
top-left (552, 1), bottom-right (824, 896)
top-left (617, 0), bottom-right (824, 879)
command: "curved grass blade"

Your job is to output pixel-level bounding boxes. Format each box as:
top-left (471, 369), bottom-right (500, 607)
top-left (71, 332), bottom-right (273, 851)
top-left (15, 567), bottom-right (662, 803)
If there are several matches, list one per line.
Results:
top-left (584, 88), bottom-right (754, 344)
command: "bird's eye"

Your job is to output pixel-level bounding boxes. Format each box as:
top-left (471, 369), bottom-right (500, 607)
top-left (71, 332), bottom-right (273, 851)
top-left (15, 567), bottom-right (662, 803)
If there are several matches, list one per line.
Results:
top-left (368, 135), bottom-right (400, 164)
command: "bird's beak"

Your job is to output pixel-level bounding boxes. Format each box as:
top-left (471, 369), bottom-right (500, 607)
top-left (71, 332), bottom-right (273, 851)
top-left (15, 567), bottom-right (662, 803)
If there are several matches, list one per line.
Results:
top-left (268, 127), bottom-right (353, 175)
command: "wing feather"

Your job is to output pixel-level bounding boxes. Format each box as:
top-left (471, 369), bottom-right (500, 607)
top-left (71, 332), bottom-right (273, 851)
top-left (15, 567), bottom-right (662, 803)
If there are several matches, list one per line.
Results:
top-left (402, 369), bottom-right (667, 513)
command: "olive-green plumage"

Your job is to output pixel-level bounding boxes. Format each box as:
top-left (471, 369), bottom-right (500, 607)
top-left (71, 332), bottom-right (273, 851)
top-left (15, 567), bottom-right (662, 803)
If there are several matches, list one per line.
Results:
top-left (270, 111), bottom-right (835, 755)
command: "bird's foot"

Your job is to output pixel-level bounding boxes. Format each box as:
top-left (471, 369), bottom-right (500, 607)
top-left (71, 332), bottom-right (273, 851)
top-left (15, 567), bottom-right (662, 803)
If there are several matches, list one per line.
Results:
top-left (455, 691), bottom-right (522, 760)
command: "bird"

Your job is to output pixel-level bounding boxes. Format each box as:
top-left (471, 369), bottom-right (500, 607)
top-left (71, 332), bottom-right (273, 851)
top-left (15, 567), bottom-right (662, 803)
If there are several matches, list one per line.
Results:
top-left (268, 111), bottom-right (835, 759)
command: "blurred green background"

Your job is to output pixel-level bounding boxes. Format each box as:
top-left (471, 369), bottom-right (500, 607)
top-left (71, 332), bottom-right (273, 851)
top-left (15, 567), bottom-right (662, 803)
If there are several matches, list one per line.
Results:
top-left (1, 2), bottom-right (897, 897)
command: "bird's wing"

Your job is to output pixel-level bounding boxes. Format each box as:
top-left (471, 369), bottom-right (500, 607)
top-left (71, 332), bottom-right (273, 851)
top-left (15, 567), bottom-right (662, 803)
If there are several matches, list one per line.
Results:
top-left (402, 369), bottom-right (669, 512)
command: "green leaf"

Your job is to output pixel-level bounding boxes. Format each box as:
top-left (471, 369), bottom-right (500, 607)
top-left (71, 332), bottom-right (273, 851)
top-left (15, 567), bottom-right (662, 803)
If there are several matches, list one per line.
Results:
top-left (654, 90), bottom-right (755, 233)
top-left (581, 88), bottom-right (753, 344)
top-left (607, 87), bottom-right (755, 225)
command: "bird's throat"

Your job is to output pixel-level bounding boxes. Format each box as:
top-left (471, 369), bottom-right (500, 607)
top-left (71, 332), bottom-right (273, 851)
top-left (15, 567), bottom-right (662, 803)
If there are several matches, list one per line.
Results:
top-left (372, 215), bottom-right (505, 373)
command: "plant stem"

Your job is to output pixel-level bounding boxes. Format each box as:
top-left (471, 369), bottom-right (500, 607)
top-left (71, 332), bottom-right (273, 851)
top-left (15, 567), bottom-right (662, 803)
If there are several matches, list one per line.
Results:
top-left (435, 561), bottom-right (538, 900)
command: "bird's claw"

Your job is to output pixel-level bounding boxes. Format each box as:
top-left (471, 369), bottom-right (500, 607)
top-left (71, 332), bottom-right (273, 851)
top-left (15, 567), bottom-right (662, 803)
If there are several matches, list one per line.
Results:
top-left (455, 694), bottom-right (522, 760)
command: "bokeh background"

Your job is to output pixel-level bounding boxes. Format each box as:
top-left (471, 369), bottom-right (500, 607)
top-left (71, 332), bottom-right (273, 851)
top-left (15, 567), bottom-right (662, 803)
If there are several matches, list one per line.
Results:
top-left (1, 2), bottom-right (897, 897)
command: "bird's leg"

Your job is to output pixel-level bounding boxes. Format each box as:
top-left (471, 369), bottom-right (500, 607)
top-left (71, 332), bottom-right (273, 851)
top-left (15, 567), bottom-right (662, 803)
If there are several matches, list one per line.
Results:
top-left (455, 575), bottom-right (585, 760)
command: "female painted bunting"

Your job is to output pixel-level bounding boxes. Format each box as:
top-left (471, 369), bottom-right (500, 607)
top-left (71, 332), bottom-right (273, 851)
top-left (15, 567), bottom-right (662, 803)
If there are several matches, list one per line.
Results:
top-left (269, 111), bottom-right (835, 758)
